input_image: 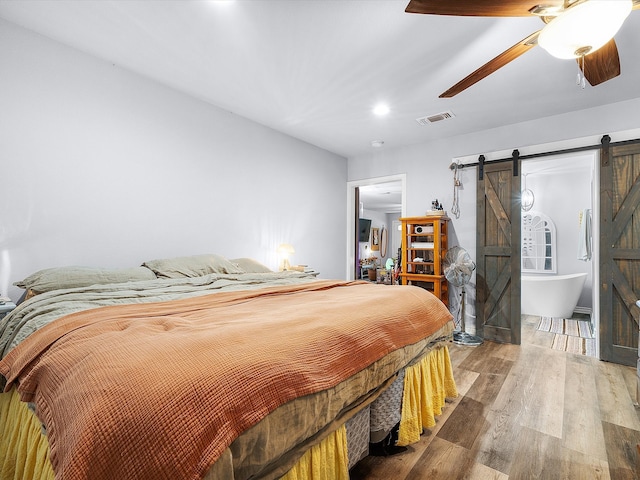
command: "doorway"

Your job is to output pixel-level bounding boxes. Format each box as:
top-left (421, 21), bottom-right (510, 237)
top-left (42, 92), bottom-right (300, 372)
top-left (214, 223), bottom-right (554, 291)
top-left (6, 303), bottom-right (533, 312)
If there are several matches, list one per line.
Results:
top-left (346, 175), bottom-right (406, 280)
top-left (474, 151), bottom-right (599, 353)
top-left (521, 152), bottom-right (599, 356)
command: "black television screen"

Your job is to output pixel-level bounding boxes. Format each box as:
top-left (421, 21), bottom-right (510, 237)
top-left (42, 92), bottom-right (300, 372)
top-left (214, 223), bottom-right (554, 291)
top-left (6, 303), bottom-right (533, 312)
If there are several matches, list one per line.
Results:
top-left (358, 218), bottom-right (372, 242)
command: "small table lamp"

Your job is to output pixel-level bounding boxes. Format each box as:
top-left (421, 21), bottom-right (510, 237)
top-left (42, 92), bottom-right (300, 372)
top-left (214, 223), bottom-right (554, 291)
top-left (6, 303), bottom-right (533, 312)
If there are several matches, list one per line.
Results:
top-left (278, 243), bottom-right (295, 271)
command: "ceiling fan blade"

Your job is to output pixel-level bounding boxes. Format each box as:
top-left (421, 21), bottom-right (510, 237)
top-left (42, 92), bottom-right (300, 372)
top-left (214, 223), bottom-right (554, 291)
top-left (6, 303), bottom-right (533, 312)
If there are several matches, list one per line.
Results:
top-left (405, 0), bottom-right (561, 17)
top-left (440, 31), bottom-right (539, 98)
top-left (579, 39), bottom-right (621, 86)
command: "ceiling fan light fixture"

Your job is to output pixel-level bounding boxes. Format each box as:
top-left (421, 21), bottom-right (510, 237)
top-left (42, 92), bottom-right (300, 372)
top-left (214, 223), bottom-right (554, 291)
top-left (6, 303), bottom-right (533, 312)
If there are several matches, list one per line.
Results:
top-left (538, 0), bottom-right (632, 59)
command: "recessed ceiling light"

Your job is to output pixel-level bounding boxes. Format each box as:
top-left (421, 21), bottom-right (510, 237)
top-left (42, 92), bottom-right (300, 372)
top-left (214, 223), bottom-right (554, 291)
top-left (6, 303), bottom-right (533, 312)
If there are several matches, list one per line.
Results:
top-left (373, 104), bottom-right (390, 116)
top-left (371, 140), bottom-right (384, 148)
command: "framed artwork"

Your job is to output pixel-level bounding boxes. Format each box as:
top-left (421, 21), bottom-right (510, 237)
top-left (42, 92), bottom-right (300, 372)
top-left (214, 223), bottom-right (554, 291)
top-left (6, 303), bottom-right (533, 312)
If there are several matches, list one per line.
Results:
top-left (371, 227), bottom-right (380, 251)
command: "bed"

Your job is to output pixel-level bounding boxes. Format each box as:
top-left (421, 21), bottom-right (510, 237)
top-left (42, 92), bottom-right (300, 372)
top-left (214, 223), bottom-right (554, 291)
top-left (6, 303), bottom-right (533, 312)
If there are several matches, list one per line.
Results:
top-left (0, 254), bottom-right (457, 480)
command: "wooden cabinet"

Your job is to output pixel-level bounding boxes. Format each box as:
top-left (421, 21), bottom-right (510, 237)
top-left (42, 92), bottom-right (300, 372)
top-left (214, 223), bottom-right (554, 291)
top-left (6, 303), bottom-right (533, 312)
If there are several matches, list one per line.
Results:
top-left (399, 216), bottom-right (449, 305)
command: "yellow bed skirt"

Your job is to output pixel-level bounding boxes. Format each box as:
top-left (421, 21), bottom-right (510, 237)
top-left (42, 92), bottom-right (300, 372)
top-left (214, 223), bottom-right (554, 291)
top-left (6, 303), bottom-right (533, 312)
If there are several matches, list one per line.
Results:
top-left (0, 387), bottom-right (54, 480)
top-left (280, 425), bottom-right (349, 480)
top-left (0, 344), bottom-right (456, 480)
top-left (398, 343), bottom-right (458, 446)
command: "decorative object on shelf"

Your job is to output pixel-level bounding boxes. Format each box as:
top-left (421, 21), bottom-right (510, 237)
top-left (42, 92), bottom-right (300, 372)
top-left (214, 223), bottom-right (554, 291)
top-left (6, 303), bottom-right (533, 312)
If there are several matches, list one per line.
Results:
top-left (426, 198), bottom-right (446, 216)
top-left (444, 246), bottom-right (483, 346)
top-left (277, 243), bottom-right (295, 271)
top-left (414, 225), bottom-right (433, 234)
top-left (411, 241), bottom-right (434, 248)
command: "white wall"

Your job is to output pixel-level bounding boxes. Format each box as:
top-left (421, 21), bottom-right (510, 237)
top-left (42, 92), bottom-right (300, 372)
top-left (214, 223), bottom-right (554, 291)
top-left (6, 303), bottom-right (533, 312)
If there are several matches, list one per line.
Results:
top-left (0, 19), bottom-right (347, 300)
top-left (348, 98), bottom-right (640, 318)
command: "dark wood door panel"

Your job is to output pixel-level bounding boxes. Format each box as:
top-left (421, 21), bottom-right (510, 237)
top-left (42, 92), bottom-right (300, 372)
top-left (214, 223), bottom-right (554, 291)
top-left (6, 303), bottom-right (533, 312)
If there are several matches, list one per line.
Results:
top-left (483, 169), bottom-right (512, 247)
top-left (477, 160), bottom-right (521, 345)
top-left (600, 141), bottom-right (640, 365)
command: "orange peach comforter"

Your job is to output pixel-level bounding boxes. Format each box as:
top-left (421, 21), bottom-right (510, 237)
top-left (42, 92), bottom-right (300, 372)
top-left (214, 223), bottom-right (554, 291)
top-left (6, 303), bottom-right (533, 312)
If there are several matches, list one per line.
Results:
top-left (1, 279), bottom-right (452, 480)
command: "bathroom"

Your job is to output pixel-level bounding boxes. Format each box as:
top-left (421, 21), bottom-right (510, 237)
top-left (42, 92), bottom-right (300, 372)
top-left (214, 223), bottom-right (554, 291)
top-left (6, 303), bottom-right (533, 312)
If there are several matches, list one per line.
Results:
top-left (520, 152), bottom-right (597, 349)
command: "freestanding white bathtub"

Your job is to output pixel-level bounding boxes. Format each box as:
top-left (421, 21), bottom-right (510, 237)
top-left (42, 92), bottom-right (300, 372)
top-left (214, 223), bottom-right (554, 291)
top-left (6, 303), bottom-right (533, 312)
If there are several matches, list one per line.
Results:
top-left (521, 273), bottom-right (588, 319)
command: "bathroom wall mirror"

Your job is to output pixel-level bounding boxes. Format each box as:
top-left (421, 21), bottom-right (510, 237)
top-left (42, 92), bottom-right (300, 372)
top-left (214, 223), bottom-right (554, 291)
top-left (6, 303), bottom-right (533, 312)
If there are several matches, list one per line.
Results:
top-left (522, 212), bottom-right (556, 273)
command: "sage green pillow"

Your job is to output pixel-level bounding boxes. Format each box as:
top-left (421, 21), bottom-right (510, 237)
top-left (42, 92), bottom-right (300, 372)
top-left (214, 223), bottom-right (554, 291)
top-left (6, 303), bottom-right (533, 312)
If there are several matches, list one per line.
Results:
top-left (14, 266), bottom-right (157, 294)
top-left (230, 258), bottom-right (273, 273)
top-left (142, 254), bottom-right (243, 278)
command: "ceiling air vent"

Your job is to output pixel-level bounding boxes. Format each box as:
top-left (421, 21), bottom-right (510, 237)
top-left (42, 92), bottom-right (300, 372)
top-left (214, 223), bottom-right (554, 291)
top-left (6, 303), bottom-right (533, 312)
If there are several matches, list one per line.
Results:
top-left (415, 110), bottom-right (455, 125)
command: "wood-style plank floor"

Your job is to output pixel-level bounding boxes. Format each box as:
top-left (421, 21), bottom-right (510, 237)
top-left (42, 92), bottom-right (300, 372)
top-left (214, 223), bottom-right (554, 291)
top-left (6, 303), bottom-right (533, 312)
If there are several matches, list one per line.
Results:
top-left (351, 315), bottom-right (640, 479)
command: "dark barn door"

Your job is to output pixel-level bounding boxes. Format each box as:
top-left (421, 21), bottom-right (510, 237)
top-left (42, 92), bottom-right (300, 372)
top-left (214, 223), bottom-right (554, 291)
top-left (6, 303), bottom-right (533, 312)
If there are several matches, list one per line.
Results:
top-left (476, 157), bottom-right (521, 344)
top-left (354, 187), bottom-right (361, 279)
top-left (600, 139), bottom-right (640, 365)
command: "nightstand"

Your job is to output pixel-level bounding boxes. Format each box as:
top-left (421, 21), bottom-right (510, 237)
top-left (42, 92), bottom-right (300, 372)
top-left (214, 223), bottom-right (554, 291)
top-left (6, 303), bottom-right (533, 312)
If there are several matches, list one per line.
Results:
top-left (286, 265), bottom-right (319, 277)
top-left (0, 301), bottom-right (16, 320)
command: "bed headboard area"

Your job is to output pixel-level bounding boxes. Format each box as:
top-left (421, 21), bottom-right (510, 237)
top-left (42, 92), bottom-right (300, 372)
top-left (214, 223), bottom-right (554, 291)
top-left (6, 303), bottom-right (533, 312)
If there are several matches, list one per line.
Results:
top-left (12, 254), bottom-right (276, 301)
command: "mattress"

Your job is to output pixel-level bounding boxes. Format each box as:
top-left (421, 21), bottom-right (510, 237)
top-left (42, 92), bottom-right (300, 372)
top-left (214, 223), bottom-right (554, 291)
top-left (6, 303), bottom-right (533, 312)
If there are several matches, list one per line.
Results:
top-left (0, 271), bottom-right (456, 479)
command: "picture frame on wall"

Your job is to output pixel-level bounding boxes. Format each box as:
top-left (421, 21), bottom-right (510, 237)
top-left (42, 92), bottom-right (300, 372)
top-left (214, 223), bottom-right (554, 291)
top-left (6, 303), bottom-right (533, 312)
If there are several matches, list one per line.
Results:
top-left (371, 227), bottom-right (379, 251)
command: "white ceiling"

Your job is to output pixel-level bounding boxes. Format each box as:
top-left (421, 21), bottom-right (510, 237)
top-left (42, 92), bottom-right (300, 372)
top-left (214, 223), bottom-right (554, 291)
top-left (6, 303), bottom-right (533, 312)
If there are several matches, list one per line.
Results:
top-left (1, 0), bottom-right (639, 159)
top-left (360, 181), bottom-right (403, 213)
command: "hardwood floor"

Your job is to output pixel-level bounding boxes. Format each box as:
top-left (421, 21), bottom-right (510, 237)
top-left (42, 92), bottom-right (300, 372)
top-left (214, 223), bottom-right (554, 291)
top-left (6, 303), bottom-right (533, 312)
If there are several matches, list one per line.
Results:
top-left (351, 315), bottom-right (640, 479)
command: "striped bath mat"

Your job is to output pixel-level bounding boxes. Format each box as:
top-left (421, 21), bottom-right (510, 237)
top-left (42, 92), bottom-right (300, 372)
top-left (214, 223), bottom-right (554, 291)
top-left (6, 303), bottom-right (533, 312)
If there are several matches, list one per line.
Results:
top-left (537, 317), bottom-right (593, 338)
top-left (537, 317), bottom-right (596, 357)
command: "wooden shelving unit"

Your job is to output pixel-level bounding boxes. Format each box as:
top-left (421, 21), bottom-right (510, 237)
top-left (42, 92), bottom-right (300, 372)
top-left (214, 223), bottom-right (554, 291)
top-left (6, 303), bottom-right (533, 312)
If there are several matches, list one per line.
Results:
top-left (399, 215), bottom-right (449, 306)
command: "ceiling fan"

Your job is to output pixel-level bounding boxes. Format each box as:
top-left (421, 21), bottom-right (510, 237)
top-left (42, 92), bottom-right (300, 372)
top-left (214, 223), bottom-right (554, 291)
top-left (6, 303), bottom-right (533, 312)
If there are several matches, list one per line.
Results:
top-left (405, 0), bottom-right (640, 97)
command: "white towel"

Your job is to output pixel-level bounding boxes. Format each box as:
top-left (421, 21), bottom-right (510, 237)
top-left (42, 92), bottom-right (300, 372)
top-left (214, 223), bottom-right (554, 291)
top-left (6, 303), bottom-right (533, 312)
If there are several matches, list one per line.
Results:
top-left (577, 208), bottom-right (591, 261)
